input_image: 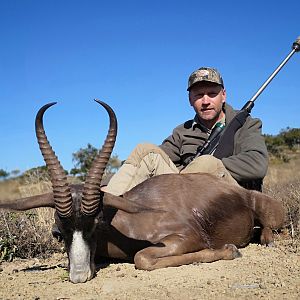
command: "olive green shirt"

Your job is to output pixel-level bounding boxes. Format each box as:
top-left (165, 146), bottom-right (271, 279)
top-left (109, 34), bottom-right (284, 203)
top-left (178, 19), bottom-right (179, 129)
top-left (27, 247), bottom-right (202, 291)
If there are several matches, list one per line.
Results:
top-left (159, 103), bottom-right (268, 182)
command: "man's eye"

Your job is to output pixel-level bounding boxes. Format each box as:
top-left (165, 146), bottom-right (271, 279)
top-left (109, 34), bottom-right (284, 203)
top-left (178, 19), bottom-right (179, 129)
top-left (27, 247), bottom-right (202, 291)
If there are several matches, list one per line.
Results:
top-left (208, 93), bottom-right (218, 97)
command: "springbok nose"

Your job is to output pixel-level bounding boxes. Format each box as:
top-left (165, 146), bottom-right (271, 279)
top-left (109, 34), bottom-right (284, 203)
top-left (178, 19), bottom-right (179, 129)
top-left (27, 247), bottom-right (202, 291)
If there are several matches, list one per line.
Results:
top-left (69, 231), bottom-right (92, 283)
top-left (69, 267), bottom-right (92, 283)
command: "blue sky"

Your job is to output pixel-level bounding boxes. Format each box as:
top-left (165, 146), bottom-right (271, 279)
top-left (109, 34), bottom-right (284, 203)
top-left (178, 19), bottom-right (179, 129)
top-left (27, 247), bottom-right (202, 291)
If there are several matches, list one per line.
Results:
top-left (0, 0), bottom-right (299, 173)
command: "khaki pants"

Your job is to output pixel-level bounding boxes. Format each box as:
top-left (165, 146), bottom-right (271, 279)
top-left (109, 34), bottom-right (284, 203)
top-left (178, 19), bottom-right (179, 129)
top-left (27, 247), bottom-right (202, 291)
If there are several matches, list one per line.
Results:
top-left (105, 143), bottom-right (238, 196)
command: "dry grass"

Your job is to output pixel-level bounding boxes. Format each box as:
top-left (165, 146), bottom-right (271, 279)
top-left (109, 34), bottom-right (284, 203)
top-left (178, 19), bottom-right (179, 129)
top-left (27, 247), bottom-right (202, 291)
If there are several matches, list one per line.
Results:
top-left (262, 159), bottom-right (300, 259)
top-left (0, 179), bottom-right (22, 200)
top-left (0, 158), bottom-right (299, 261)
top-left (264, 158), bottom-right (300, 239)
top-left (0, 179), bottom-right (61, 260)
top-left (264, 157), bottom-right (300, 186)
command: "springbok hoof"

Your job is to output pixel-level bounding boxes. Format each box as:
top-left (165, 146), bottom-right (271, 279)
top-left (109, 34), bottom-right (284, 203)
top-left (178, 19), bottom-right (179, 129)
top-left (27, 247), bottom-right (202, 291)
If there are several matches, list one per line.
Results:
top-left (223, 244), bottom-right (242, 259)
top-left (266, 241), bottom-right (276, 248)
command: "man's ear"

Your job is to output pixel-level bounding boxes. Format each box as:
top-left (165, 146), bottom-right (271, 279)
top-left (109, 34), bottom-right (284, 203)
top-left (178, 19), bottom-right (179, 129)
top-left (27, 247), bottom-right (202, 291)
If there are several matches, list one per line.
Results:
top-left (188, 93), bottom-right (193, 106)
top-left (222, 88), bottom-right (226, 103)
top-left (189, 92), bottom-right (197, 107)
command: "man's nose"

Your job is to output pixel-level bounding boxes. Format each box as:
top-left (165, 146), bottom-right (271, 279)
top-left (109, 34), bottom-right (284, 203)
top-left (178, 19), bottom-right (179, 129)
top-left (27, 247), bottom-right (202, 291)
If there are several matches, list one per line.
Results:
top-left (202, 95), bottom-right (210, 104)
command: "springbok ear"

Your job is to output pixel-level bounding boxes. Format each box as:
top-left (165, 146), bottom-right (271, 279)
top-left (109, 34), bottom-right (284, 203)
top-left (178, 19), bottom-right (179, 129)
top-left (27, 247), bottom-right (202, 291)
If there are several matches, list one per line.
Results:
top-left (0, 192), bottom-right (55, 211)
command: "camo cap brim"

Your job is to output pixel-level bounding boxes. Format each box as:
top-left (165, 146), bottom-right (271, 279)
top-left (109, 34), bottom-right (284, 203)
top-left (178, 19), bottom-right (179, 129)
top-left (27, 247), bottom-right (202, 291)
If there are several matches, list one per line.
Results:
top-left (187, 67), bottom-right (224, 91)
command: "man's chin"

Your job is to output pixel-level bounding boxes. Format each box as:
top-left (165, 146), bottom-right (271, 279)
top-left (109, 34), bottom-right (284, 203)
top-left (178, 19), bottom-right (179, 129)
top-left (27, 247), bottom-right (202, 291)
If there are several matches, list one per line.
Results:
top-left (199, 113), bottom-right (217, 121)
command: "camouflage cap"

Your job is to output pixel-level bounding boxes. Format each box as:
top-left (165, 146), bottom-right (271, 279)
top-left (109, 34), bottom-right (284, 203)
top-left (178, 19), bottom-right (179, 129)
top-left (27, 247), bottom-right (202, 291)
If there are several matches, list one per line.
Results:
top-left (187, 67), bottom-right (224, 91)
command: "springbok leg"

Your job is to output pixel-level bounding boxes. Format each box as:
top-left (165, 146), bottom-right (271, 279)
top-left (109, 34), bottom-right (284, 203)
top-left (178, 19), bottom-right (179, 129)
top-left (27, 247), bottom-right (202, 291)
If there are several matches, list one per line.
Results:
top-left (250, 191), bottom-right (285, 246)
top-left (134, 235), bottom-right (241, 271)
top-left (103, 192), bottom-right (153, 213)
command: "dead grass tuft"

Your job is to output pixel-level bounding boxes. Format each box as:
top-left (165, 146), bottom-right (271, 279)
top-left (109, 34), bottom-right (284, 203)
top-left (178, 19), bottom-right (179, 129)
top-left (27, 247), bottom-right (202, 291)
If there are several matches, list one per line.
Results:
top-left (264, 179), bottom-right (300, 239)
top-left (0, 179), bottom-right (62, 261)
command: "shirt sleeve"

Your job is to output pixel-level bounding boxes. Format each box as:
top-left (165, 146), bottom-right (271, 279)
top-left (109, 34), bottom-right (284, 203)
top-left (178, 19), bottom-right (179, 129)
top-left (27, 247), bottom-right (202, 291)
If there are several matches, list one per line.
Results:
top-left (159, 127), bottom-right (182, 166)
top-left (222, 117), bottom-right (268, 182)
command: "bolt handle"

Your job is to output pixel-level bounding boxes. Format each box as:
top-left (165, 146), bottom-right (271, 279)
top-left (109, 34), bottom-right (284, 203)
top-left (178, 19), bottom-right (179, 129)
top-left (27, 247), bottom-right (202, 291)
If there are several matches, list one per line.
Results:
top-left (293, 36), bottom-right (300, 52)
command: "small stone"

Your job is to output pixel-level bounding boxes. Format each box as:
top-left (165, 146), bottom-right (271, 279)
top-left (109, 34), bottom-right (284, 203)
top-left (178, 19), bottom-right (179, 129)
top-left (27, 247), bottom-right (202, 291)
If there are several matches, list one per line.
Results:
top-left (259, 283), bottom-right (267, 289)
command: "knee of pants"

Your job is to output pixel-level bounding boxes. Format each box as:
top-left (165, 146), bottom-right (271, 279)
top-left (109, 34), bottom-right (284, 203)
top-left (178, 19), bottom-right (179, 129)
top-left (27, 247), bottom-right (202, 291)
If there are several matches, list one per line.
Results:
top-left (126, 143), bottom-right (163, 167)
top-left (182, 154), bottom-right (221, 173)
top-left (182, 155), bottom-right (238, 185)
top-left (195, 155), bottom-right (223, 169)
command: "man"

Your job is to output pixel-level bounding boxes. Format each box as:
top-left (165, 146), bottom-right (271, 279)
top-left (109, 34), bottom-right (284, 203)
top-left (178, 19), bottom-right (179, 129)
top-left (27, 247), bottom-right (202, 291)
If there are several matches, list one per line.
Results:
top-left (103, 67), bottom-right (268, 196)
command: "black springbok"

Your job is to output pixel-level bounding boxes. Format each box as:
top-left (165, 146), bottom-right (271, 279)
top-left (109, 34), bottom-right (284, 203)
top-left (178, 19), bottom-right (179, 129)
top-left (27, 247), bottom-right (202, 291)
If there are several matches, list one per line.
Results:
top-left (0, 100), bottom-right (285, 283)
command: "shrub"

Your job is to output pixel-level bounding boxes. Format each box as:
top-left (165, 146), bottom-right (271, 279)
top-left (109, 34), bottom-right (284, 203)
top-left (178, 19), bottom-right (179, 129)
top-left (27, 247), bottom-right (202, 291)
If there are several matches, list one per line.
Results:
top-left (264, 179), bottom-right (300, 239)
top-left (0, 208), bottom-right (61, 261)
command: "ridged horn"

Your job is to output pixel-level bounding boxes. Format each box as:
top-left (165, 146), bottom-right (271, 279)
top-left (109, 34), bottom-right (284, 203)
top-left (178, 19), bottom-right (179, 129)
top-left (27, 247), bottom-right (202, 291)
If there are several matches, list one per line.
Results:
top-left (35, 102), bottom-right (73, 217)
top-left (82, 99), bottom-right (117, 215)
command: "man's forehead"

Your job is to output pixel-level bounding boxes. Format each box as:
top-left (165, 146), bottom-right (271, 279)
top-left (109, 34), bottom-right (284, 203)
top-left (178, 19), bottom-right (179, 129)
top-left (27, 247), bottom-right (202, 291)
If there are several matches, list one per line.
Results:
top-left (189, 82), bottom-right (222, 92)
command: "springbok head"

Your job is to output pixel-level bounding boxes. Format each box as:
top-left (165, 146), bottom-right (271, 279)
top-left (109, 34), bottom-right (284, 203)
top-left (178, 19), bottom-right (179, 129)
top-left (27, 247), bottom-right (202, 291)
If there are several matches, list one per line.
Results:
top-left (1, 100), bottom-right (117, 283)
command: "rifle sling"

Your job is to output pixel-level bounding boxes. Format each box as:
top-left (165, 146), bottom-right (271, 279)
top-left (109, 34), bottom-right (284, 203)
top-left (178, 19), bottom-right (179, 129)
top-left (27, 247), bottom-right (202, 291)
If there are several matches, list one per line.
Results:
top-left (213, 110), bottom-right (250, 159)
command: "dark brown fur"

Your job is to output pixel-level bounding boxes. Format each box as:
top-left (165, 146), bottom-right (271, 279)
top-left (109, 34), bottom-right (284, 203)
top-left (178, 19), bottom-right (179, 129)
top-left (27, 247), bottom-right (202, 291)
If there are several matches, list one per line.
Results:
top-left (92, 173), bottom-right (285, 270)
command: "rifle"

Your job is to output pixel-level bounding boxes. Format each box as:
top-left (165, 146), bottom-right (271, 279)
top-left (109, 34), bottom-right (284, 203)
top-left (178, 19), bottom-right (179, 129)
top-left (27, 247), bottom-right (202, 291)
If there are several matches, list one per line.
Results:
top-left (191, 36), bottom-right (300, 161)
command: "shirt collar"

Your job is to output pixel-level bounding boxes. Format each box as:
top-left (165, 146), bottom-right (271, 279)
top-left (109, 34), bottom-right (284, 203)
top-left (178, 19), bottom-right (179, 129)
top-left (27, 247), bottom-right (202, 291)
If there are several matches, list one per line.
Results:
top-left (192, 114), bottom-right (226, 135)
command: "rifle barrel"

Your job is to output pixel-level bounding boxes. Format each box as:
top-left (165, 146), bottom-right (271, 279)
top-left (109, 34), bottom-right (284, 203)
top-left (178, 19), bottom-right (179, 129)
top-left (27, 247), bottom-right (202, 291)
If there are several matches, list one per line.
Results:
top-left (247, 37), bottom-right (299, 106)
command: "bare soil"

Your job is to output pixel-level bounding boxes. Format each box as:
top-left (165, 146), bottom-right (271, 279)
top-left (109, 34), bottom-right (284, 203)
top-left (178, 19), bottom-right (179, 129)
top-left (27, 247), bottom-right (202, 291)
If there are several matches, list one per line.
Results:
top-left (0, 236), bottom-right (299, 300)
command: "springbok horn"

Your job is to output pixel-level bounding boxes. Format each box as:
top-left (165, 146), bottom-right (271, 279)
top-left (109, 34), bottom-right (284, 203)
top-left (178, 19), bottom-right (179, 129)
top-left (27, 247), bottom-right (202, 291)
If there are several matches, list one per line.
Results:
top-left (35, 103), bottom-right (73, 217)
top-left (82, 100), bottom-right (117, 215)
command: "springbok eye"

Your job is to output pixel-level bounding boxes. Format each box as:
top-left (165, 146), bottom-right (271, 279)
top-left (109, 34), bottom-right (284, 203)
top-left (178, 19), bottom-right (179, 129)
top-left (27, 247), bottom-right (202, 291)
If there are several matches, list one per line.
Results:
top-left (52, 224), bottom-right (63, 242)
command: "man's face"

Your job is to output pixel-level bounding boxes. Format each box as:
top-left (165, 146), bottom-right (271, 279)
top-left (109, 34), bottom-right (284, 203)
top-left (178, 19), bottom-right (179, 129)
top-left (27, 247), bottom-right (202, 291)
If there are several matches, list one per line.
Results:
top-left (189, 82), bottom-right (226, 128)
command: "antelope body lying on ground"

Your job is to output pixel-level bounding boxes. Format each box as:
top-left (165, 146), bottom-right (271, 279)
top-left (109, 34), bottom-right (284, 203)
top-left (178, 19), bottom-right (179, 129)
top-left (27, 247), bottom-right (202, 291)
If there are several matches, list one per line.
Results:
top-left (0, 100), bottom-right (285, 283)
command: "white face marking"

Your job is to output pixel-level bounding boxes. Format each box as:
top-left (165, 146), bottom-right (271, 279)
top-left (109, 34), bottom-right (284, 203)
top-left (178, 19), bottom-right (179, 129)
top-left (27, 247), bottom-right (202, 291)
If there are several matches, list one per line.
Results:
top-left (69, 231), bottom-right (92, 283)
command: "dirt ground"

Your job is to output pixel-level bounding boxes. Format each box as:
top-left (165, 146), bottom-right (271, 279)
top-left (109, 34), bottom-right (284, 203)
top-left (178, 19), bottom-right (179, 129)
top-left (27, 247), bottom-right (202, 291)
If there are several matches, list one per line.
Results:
top-left (0, 236), bottom-right (299, 300)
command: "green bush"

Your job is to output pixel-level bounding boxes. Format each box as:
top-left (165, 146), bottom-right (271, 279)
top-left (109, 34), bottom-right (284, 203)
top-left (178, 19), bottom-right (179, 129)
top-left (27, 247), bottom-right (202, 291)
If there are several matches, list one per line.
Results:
top-left (0, 236), bottom-right (17, 262)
